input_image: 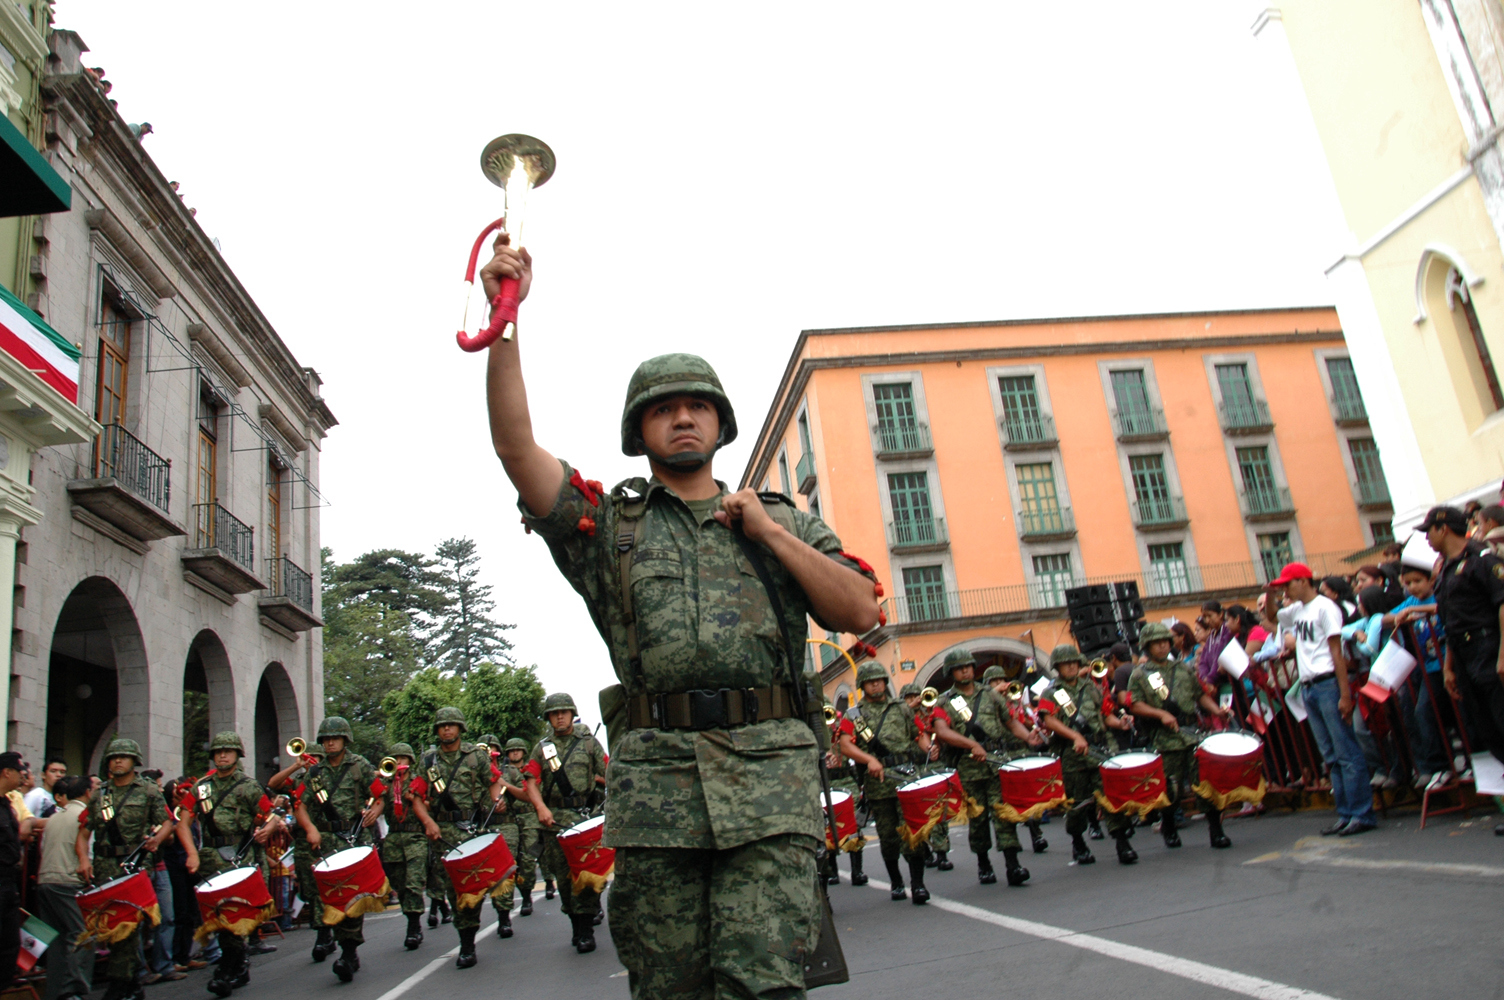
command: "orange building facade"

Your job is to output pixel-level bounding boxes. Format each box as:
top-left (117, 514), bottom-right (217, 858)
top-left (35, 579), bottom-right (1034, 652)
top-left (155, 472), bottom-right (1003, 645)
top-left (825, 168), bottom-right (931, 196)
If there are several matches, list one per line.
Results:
top-left (739, 307), bottom-right (1385, 708)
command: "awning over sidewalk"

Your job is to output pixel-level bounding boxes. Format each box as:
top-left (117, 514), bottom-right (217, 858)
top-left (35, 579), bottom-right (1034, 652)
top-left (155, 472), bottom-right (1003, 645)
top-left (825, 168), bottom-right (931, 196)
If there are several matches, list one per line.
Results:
top-left (0, 112), bottom-right (70, 217)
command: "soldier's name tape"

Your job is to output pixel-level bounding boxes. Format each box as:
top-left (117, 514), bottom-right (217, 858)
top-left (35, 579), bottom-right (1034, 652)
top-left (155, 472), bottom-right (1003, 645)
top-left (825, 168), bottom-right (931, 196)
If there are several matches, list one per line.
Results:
top-left (865, 879), bottom-right (1341, 1000)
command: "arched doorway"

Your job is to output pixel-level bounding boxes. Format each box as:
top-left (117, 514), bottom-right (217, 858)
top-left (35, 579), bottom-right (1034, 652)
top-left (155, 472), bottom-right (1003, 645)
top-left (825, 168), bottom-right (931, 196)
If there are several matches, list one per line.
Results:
top-left (254, 662), bottom-right (300, 784)
top-left (183, 631), bottom-right (235, 779)
top-left (915, 636), bottom-right (1041, 690)
top-left (1419, 249), bottom-right (1504, 429)
top-left (45, 577), bottom-right (149, 775)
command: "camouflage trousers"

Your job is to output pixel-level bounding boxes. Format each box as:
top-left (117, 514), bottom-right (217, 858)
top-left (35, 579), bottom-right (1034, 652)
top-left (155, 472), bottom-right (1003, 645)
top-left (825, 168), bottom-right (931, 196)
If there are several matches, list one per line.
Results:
top-left (1160, 747), bottom-right (1217, 814)
top-left (91, 857), bottom-right (150, 984)
top-left (308, 837), bottom-right (367, 946)
top-left (292, 838), bottom-right (317, 905)
top-left (539, 826), bottom-right (601, 918)
top-left (380, 831), bottom-right (429, 914)
top-left (426, 824), bottom-right (483, 930)
top-left (929, 813), bottom-right (952, 854)
top-left (485, 823), bottom-right (520, 914)
top-left (608, 834), bottom-right (820, 1000)
top-left (865, 797), bottom-right (921, 866)
top-left (513, 823), bottom-right (540, 894)
top-left (195, 845), bottom-right (267, 972)
top-left (962, 777), bottom-right (1020, 853)
top-left (1061, 765), bottom-right (1128, 837)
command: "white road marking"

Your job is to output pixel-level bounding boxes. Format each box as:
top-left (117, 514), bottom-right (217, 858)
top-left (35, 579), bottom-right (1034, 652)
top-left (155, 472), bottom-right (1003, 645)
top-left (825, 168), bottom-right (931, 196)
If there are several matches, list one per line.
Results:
top-left (1240, 836), bottom-right (1504, 878)
top-left (369, 919), bottom-right (498, 1000)
top-left (866, 881), bottom-right (1340, 1000)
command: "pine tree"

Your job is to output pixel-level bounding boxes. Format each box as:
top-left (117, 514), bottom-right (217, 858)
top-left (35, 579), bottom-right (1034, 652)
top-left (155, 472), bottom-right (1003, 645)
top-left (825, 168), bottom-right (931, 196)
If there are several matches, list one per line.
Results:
top-left (432, 537), bottom-right (515, 675)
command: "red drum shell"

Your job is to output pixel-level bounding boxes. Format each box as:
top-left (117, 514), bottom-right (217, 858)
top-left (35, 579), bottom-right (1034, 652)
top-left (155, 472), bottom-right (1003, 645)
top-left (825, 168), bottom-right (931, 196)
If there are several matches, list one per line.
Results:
top-left (1097, 752), bottom-right (1168, 814)
top-left (79, 871), bottom-right (160, 943)
top-left (195, 866), bottom-right (272, 938)
top-left (998, 756), bottom-right (1066, 815)
top-left (313, 847), bottom-right (387, 913)
top-left (442, 833), bottom-right (518, 900)
top-left (896, 771), bottom-right (965, 840)
top-left (1195, 732), bottom-right (1266, 807)
top-left (558, 816), bottom-right (614, 890)
top-left (821, 790), bottom-right (858, 848)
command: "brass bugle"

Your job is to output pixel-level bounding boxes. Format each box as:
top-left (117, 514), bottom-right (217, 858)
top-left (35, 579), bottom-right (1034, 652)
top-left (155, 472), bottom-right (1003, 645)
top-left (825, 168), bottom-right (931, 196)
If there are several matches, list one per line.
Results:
top-left (822, 704), bottom-right (839, 725)
top-left (377, 757), bottom-right (398, 779)
top-left (1006, 681), bottom-right (1024, 702)
top-left (1089, 659), bottom-right (1109, 680)
top-left (286, 737), bottom-right (306, 758)
top-left (919, 687), bottom-right (940, 709)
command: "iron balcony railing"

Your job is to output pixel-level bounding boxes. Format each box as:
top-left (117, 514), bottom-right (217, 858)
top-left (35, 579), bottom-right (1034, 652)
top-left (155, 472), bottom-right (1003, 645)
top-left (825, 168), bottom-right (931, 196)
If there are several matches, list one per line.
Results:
top-left (265, 556), bottom-right (314, 612)
top-left (1113, 407), bottom-right (1168, 440)
top-left (1001, 412), bottom-right (1058, 449)
top-left (887, 516), bottom-right (948, 549)
top-left (93, 423), bottom-right (171, 514)
top-left (873, 421), bottom-right (933, 456)
top-left (795, 452), bottom-right (816, 494)
top-left (1219, 398), bottom-right (1274, 432)
top-left (1132, 495), bottom-right (1188, 528)
top-left (1332, 390), bottom-right (1367, 424)
top-left (1239, 485), bottom-right (1294, 518)
top-left (192, 502), bottom-right (255, 572)
top-left (1018, 506), bottom-right (1075, 538)
top-left (1357, 478), bottom-right (1391, 507)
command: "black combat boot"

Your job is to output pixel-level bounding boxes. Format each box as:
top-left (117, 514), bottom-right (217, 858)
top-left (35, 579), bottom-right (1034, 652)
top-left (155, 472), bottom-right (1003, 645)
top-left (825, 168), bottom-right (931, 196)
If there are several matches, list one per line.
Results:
top-left (849, 849), bottom-right (869, 885)
top-left (935, 849), bottom-right (953, 871)
top-left (976, 850), bottom-right (997, 884)
top-left (924, 849), bottom-right (938, 868)
top-left (404, 912), bottom-right (423, 950)
top-left (455, 927), bottom-right (477, 968)
top-left (1207, 810), bottom-right (1231, 849)
top-left (1028, 821), bottom-right (1049, 854)
top-left (497, 906), bottom-right (513, 938)
top-left (593, 909), bottom-right (603, 926)
top-left (1002, 847), bottom-right (1030, 886)
top-left (1160, 809), bottom-right (1182, 848)
top-left (332, 943), bottom-right (360, 982)
top-left (228, 958), bottom-right (250, 990)
top-left (206, 964), bottom-right (235, 998)
top-left (310, 926), bottom-right (335, 962)
top-left (545, 877), bottom-right (557, 900)
top-left (1088, 817), bottom-right (1105, 840)
top-left (1071, 833), bottom-right (1095, 865)
top-left (519, 886), bottom-right (534, 916)
top-left (427, 897), bottom-right (440, 928)
top-left (884, 856), bottom-right (906, 900)
top-left (118, 982), bottom-right (145, 1000)
top-left (572, 913), bottom-right (597, 953)
top-left (439, 899), bottom-right (452, 924)
top-left (1113, 832), bottom-right (1139, 864)
top-left (906, 856), bottom-right (930, 905)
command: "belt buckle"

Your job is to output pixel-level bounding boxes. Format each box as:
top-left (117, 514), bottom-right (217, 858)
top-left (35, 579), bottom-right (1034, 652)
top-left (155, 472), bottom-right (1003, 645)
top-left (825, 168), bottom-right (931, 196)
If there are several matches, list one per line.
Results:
top-left (688, 688), bottom-right (729, 730)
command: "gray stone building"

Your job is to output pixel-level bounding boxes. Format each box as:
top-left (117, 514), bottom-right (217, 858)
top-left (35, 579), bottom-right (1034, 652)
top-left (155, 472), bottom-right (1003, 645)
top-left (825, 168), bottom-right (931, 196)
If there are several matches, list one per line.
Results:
top-left (5, 27), bottom-right (334, 782)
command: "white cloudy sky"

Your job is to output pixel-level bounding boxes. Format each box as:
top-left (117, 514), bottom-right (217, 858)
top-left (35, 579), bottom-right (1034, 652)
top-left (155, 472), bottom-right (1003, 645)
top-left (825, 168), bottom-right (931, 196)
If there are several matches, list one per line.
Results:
top-left (56, 2), bottom-right (1349, 727)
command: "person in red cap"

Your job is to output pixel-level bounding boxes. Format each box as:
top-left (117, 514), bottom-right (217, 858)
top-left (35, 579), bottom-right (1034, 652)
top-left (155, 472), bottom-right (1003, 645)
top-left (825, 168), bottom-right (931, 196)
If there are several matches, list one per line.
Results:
top-left (1273, 562), bottom-right (1377, 836)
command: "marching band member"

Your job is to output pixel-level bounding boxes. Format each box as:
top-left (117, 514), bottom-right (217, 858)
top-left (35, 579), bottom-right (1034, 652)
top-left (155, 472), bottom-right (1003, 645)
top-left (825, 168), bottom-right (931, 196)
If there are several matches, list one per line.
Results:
top-left (900, 682), bottom-right (951, 870)
top-left (502, 738), bottom-right (543, 915)
top-left (376, 743), bottom-right (428, 950)
top-left (472, 733), bottom-right (530, 939)
top-left (822, 698), bottom-right (867, 886)
top-left (983, 665), bottom-right (1050, 855)
top-left (266, 741), bottom-right (323, 940)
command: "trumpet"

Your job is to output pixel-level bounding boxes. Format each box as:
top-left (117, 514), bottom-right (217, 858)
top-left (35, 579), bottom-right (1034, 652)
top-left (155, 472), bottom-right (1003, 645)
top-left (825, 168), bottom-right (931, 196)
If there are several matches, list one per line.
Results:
top-left (822, 704), bottom-right (839, 725)
top-left (1089, 659), bottom-right (1109, 681)
top-left (1005, 681), bottom-right (1025, 702)
top-left (919, 687), bottom-right (940, 709)
top-left (286, 737), bottom-right (306, 757)
top-left (377, 757), bottom-right (398, 780)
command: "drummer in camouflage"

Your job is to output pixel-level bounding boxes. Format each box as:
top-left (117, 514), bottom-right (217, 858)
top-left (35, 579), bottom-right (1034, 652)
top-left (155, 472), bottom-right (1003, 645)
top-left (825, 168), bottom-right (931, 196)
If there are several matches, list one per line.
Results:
top-left (377, 743), bottom-right (428, 950)
top-left (835, 664), bottom-right (930, 903)
top-left (1126, 622), bottom-right (1234, 851)
top-left (901, 682), bottom-right (952, 870)
top-left (291, 717), bottom-right (380, 981)
top-left (78, 739), bottom-right (187, 1000)
top-left (1036, 645), bottom-right (1137, 865)
top-left (503, 738), bottom-right (543, 915)
top-left (981, 664), bottom-right (1050, 855)
top-left (408, 706), bottom-right (504, 969)
top-left (477, 736), bottom-right (533, 937)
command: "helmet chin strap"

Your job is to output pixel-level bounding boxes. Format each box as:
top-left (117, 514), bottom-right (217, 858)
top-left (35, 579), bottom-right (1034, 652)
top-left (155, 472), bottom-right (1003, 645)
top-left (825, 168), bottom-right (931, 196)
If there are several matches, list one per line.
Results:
top-left (638, 430), bottom-right (726, 474)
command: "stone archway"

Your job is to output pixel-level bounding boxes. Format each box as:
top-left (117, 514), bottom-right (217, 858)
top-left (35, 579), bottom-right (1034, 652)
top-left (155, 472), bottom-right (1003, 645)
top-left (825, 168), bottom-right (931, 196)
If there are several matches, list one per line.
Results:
top-left (915, 636), bottom-right (1041, 690)
top-left (253, 662), bottom-right (301, 783)
top-left (183, 630), bottom-right (236, 778)
top-left (45, 577), bottom-right (150, 774)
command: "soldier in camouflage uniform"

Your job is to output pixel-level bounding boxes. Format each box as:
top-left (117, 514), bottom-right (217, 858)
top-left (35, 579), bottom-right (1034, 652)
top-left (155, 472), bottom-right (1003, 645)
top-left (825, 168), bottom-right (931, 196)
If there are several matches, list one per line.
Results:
top-left (503, 738), bottom-right (542, 914)
top-left (377, 743), bottom-right (428, 950)
top-left (981, 664), bottom-right (1051, 856)
top-left (267, 741), bottom-right (324, 932)
top-left (471, 734), bottom-right (527, 939)
top-left (409, 706), bottom-right (502, 969)
top-left (835, 664), bottom-right (930, 903)
top-left (1126, 622), bottom-right (1234, 850)
top-left (483, 299), bottom-right (882, 999)
top-left (932, 650), bottom-right (1037, 887)
top-left (291, 717), bottom-right (379, 981)
top-left (1036, 645), bottom-right (1138, 865)
top-left (821, 700), bottom-right (867, 886)
top-left (181, 732), bottom-right (283, 998)
top-left (78, 739), bottom-right (177, 1000)
top-left (525, 692), bottom-right (609, 952)
top-left (901, 682), bottom-right (953, 869)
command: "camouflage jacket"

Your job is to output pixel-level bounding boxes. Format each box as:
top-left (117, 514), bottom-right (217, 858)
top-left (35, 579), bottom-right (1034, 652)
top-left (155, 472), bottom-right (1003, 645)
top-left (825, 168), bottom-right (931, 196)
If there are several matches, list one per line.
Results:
top-left (529, 724), bottom-right (607, 829)
top-left (939, 684), bottom-right (1017, 781)
top-left (500, 760), bottom-right (538, 828)
top-left (1038, 677), bottom-right (1118, 767)
top-left (183, 764), bottom-right (271, 849)
top-left (86, 775), bottom-right (169, 860)
top-left (851, 695), bottom-right (921, 799)
top-left (1127, 657), bottom-right (1211, 752)
top-left (305, 753), bottom-right (377, 846)
top-left (420, 743), bottom-right (497, 823)
top-left (520, 462), bottom-right (875, 850)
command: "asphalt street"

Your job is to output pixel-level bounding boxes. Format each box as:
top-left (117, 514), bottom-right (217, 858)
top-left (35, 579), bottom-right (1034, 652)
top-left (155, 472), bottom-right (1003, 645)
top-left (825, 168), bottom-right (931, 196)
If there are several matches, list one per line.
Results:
top-left (143, 809), bottom-right (1501, 1000)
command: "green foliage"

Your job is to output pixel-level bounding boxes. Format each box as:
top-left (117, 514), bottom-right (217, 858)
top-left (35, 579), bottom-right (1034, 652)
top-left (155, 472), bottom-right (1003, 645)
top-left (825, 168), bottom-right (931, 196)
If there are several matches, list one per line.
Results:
top-left (432, 537), bottom-right (515, 674)
top-left (382, 668), bottom-right (464, 757)
top-left (328, 548), bottom-right (450, 662)
top-left (182, 690), bottom-right (210, 778)
top-left (461, 662), bottom-right (545, 746)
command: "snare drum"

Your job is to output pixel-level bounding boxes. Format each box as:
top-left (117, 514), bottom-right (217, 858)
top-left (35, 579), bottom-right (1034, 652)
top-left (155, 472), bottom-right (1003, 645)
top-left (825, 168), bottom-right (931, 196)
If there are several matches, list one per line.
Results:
top-left (997, 755), bottom-right (1067, 824)
top-left (194, 866), bottom-right (274, 943)
top-left (820, 790), bottom-right (863, 852)
top-left (313, 846), bottom-right (391, 924)
top-left (1193, 731), bottom-right (1266, 810)
top-left (77, 871), bottom-right (160, 945)
top-left (557, 816), bottom-right (614, 894)
top-left (896, 771), bottom-right (967, 850)
top-left (1095, 752), bottom-right (1170, 817)
top-left (443, 833), bottom-right (518, 910)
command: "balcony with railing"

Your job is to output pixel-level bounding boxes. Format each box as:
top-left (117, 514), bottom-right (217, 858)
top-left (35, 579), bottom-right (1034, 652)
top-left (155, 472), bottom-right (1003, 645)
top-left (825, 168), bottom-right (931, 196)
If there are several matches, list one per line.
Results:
top-left (66, 424), bottom-right (185, 546)
top-left (795, 452), bottom-right (817, 495)
top-left (182, 501), bottom-right (265, 595)
top-left (1331, 389), bottom-right (1368, 426)
top-left (1113, 407), bottom-right (1169, 441)
top-left (872, 421), bottom-right (933, 459)
top-left (259, 556), bottom-right (323, 632)
top-left (1239, 485), bottom-right (1295, 521)
top-left (1219, 398), bottom-right (1274, 434)
top-left (1001, 413), bottom-right (1058, 450)
top-left (1018, 505), bottom-right (1076, 540)
top-left (886, 516), bottom-right (948, 552)
top-left (1131, 495), bottom-right (1189, 530)
top-left (1356, 477), bottom-right (1392, 510)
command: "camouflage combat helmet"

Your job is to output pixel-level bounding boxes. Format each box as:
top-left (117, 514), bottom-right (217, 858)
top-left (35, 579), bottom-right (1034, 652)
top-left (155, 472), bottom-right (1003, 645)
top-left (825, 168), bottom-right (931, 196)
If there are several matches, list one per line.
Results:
top-left (432, 706), bottom-right (468, 733)
top-left (620, 353), bottom-right (738, 457)
top-left (1139, 622), bottom-right (1173, 645)
top-left (1050, 644), bottom-right (1084, 668)
top-left (305, 744), bottom-right (326, 760)
top-left (209, 731), bottom-right (245, 755)
top-left (478, 733), bottom-right (502, 750)
top-left (855, 662), bottom-right (889, 686)
top-left (103, 738), bottom-right (143, 765)
top-left (899, 681), bottom-right (922, 698)
top-left (943, 649), bottom-right (977, 674)
top-left (542, 692), bottom-right (577, 715)
top-left (388, 742), bottom-right (416, 760)
top-left (980, 665), bottom-right (1009, 683)
top-left (316, 716), bottom-right (354, 742)
top-left (503, 738), bottom-right (530, 752)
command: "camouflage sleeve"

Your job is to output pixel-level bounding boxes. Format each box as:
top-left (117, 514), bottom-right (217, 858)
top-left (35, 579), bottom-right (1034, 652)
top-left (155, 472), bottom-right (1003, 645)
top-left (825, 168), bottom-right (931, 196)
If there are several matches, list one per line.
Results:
top-left (1125, 668), bottom-right (1149, 708)
top-left (590, 737), bottom-right (608, 777)
top-left (786, 508), bottom-right (879, 630)
top-left (148, 787), bottom-right (170, 827)
top-left (517, 459), bottom-right (612, 609)
top-left (83, 796), bottom-right (102, 832)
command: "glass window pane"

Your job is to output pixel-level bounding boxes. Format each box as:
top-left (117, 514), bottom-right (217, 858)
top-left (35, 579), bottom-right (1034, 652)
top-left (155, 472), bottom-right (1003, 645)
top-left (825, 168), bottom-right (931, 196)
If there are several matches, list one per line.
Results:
top-left (1348, 438), bottom-right (1384, 488)
top-left (1128, 454), bottom-right (1169, 503)
top-left (1111, 369), bottom-right (1150, 417)
top-left (1147, 542), bottom-right (1190, 596)
top-left (1257, 532), bottom-right (1293, 581)
top-left (1235, 446), bottom-right (1275, 492)
top-left (1216, 363), bottom-right (1254, 408)
top-left (1032, 552), bottom-right (1073, 606)
top-left (902, 565), bottom-right (948, 622)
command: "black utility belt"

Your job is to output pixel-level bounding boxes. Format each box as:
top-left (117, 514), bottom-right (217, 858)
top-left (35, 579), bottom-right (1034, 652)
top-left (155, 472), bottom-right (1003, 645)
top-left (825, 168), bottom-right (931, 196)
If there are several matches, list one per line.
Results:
top-left (204, 835), bottom-right (238, 848)
top-left (872, 753), bottom-right (913, 767)
top-left (627, 684), bottom-right (798, 731)
top-left (546, 793), bottom-right (598, 810)
top-left (431, 810), bottom-right (470, 823)
top-left (388, 821), bottom-right (423, 834)
top-left (1452, 625), bottom-right (1497, 646)
top-left (94, 844), bottom-right (134, 859)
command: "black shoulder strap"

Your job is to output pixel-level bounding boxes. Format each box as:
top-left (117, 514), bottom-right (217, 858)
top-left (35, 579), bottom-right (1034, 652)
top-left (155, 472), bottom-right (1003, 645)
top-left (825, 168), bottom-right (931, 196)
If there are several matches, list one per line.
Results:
top-left (730, 529), bottom-right (810, 723)
top-left (615, 491), bottom-right (650, 692)
top-left (542, 736), bottom-right (584, 799)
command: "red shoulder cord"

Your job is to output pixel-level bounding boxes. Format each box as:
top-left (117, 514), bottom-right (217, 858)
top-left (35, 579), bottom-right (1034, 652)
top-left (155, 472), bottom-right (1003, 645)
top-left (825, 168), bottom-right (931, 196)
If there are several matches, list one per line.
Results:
top-left (570, 471), bottom-right (605, 536)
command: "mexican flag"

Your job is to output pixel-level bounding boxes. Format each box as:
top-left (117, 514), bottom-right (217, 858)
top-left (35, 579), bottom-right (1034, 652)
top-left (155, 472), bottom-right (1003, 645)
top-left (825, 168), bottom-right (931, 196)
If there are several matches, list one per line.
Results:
top-left (0, 281), bottom-right (81, 405)
top-left (18, 912), bottom-right (58, 973)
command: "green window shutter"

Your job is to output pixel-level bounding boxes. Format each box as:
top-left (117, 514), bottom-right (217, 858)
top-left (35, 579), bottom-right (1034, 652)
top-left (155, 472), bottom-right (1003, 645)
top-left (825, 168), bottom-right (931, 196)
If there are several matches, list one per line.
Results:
top-left (888, 472), bottom-right (936, 544)
top-left (1257, 532), bottom-right (1293, 580)
top-left (1032, 552), bottom-right (1073, 606)
top-left (1147, 542), bottom-right (1190, 596)
top-left (902, 565), bottom-right (948, 622)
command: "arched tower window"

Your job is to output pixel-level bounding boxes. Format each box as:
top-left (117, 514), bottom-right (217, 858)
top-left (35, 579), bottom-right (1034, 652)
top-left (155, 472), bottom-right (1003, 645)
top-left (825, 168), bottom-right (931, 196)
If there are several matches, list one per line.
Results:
top-left (1446, 266), bottom-right (1504, 413)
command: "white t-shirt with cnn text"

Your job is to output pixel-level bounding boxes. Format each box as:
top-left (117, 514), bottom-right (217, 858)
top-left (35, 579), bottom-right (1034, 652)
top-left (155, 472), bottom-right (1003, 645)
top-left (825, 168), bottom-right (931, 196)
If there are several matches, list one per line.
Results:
top-left (1278, 595), bottom-right (1344, 682)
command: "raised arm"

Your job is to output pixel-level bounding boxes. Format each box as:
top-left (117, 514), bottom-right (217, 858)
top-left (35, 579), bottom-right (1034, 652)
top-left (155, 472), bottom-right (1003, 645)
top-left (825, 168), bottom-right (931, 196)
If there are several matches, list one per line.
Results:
top-left (481, 240), bottom-right (565, 516)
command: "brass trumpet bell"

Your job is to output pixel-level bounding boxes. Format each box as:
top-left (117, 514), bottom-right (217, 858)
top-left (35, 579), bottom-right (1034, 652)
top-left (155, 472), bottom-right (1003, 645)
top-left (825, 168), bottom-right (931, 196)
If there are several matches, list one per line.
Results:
top-left (919, 687), bottom-right (940, 709)
top-left (286, 737), bottom-right (306, 758)
top-left (1006, 681), bottom-right (1025, 702)
top-left (1089, 659), bottom-right (1109, 681)
top-left (822, 704), bottom-right (839, 725)
top-left (377, 757), bottom-right (398, 779)
top-left (480, 133), bottom-right (556, 191)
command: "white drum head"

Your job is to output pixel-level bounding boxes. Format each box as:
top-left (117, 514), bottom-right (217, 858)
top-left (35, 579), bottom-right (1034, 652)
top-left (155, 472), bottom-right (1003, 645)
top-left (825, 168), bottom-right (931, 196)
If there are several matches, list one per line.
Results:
top-left (1001, 756), bottom-right (1056, 772)
top-left (198, 866), bottom-right (259, 892)
top-left (1200, 732), bottom-right (1261, 755)
top-left (1101, 752), bottom-right (1160, 770)
top-left (823, 790), bottom-right (852, 808)
top-left (899, 770), bottom-right (954, 793)
top-left (313, 847), bottom-right (372, 873)
top-left (88, 873), bottom-right (140, 893)
top-left (561, 815), bottom-right (606, 840)
top-left (445, 833), bottom-right (498, 861)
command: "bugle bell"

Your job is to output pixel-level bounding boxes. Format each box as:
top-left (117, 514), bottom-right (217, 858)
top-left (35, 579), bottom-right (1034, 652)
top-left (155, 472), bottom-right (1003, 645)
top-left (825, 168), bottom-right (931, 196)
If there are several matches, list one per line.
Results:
top-left (1005, 681), bottom-right (1025, 702)
top-left (822, 704), bottom-right (839, 725)
top-left (377, 757), bottom-right (398, 779)
top-left (919, 687), bottom-right (940, 709)
top-left (286, 737), bottom-right (306, 758)
top-left (1089, 659), bottom-right (1109, 681)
